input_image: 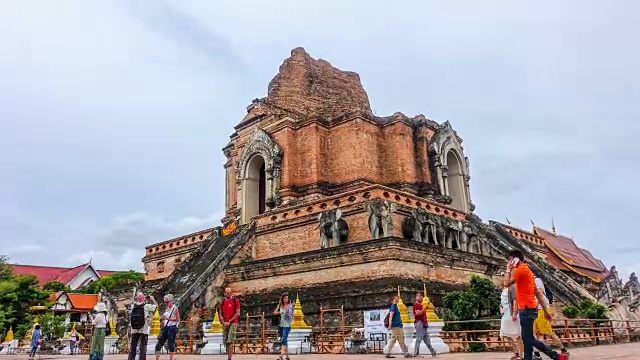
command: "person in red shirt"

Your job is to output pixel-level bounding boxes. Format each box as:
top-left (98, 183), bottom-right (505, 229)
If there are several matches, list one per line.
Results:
top-left (504, 250), bottom-right (561, 360)
top-left (413, 292), bottom-right (436, 357)
top-left (219, 287), bottom-right (240, 360)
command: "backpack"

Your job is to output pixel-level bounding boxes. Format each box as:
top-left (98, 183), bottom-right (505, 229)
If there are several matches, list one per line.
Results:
top-left (130, 304), bottom-right (146, 330)
top-left (545, 286), bottom-right (554, 305)
top-left (383, 312), bottom-right (391, 329)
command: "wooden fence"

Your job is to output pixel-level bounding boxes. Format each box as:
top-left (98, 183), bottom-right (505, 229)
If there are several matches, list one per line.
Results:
top-left (3, 317), bottom-right (639, 355)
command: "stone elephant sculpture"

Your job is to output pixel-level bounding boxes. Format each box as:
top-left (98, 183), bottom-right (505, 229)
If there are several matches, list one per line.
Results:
top-left (365, 200), bottom-right (396, 239)
top-left (318, 209), bottom-right (349, 248)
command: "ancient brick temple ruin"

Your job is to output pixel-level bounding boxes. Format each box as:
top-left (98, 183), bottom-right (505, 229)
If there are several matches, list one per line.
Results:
top-left (142, 48), bottom-right (616, 325)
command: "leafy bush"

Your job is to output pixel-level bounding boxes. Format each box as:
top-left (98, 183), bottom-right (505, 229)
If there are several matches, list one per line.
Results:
top-left (43, 281), bottom-right (71, 293)
top-left (562, 299), bottom-right (607, 320)
top-left (442, 275), bottom-right (500, 351)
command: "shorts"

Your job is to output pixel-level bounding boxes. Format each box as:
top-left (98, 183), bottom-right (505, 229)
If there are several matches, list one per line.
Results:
top-left (534, 308), bottom-right (553, 335)
top-left (223, 324), bottom-right (237, 345)
top-left (279, 326), bottom-right (291, 346)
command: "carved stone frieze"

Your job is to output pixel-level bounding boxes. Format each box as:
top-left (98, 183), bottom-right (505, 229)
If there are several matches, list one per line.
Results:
top-left (400, 208), bottom-right (499, 258)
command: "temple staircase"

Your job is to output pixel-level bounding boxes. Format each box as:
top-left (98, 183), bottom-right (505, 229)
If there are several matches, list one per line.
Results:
top-left (151, 222), bottom-right (255, 314)
top-left (466, 214), bottom-right (596, 305)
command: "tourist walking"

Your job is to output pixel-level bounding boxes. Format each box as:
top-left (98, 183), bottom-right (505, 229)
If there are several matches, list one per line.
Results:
top-left (500, 285), bottom-right (522, 360)
top-left (532, 274), bottom-right (568, 359)
top-left (504, 250), bottom-right (562, 360)
top-left (155, 294), bottom-right (180, 360)
top-left (413, 292), bottom-right (436, 357)
top-left (219, 287), bottom-right (240, 360)
top-left (88, 302), bottom-right (108, 360)
top-left (384, 295), bottom-right (409, 358)
top-left (128, 291), bottom-right (157, 360)
top-left (274, 293), bottom-right (294, 360)
top-left (29, 324), bottom-right (42, 360)
top-left (69, 327), bottom-right (78, 355)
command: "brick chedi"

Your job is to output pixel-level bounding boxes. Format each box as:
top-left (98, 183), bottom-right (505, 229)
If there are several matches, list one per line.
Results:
top-left (147, 48), bottom-right (611, 327)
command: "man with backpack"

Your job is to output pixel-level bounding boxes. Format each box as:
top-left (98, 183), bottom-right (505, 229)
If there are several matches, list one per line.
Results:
top-left (128, 291), bottom-right (157, 360)
top-left (219, 287), bottom-right (240, 360)
top-left (533, 274), bottom-right (568, 359)
top-left (383, 295), bottom-right (409, 358)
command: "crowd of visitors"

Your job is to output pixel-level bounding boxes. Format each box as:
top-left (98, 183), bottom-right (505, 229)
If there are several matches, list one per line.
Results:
top-left (22, 251), bottom-right (569, 360)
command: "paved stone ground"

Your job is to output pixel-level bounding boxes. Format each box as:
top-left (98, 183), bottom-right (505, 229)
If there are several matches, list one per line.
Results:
top-left (1, 343), bottom-right (638, 360)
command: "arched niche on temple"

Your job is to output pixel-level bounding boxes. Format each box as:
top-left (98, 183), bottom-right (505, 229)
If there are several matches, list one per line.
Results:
top-left (236, 128), bottom-right (283, 224)
top-left (429, 121), bottom-right (472, 213)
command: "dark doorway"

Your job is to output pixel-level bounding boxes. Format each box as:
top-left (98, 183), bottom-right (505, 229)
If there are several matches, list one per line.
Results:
top-left (259, 163), bottom-right (266, 214)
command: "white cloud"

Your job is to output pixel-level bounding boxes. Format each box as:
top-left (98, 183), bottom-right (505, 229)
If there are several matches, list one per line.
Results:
top-left (0, 0), bottom-right (638, 281)
top-left (0, 212), bottom-right (221, 271)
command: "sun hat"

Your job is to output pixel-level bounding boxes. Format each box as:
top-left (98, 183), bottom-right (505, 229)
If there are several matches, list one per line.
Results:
top-left (94, 302), bottom-right (107, 313)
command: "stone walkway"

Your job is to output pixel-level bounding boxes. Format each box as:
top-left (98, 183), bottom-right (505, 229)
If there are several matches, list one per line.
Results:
top-left (1, 343), bottom-right (638, 360)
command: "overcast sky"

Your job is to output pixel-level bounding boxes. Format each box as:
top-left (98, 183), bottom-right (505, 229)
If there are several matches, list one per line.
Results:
top-left (1, 1), bottom-right (638, 281)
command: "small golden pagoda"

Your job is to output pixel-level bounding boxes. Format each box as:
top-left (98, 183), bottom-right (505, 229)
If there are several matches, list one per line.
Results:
top-left (208, 310), bottom-right (223, 333)
top-left (3, 327), bottom-right (13, 343)
top-left (422, 284), bottom-right (442, 322)
top-left (150, 308), bottom-right (161, 336)
top-left (108, 316), bottom-right (117, 336)
top-left (396, 287), bottom-right (411, 324)
top-left (291, 293), bottom-right (311, 329)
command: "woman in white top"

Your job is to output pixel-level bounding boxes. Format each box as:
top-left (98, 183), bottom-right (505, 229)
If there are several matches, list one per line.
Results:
top-left (88, 302), bottom-right (108, 360)
top-left (500, 285), bottom-right (522, 360)
top-left (155, 294), bottom-right (180, 360)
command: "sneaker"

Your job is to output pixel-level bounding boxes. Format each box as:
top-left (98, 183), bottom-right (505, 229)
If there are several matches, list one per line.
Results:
top-left (431, 352), bottom-right (437, 357)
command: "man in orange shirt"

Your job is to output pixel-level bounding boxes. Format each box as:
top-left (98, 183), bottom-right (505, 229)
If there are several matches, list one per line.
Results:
top-left (504, 250), bottom-right (561, 360)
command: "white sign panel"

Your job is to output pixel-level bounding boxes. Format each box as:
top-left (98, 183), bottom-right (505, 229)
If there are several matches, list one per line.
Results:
top-left (363, 309), bottom-right (389, 339)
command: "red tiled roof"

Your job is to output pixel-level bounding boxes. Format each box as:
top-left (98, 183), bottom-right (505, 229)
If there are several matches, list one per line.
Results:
top-left (67, 294), bottom-right (99, 310)
top-left (9, 263), bottom-right (120, 286)
top-left (10, 263), bottom-right (88, 285)
top-left (546, 251), bottom-right (570, 271)
top-left (535, 227), bottom-right (608, 281)
top-left (536, 227), bottom-right (605, 272)
top-left (96, 270), bottom-right (117, 277)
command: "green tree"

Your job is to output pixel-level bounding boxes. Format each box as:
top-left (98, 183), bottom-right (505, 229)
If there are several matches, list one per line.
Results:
top-left (0, 256), bottom-right (52, 339)
top-left (562, 299), bottom-right (607, 320)
top-left (37, 312), bottom-right (67, 340)
top-left (43, 281), bottom-right (71, 293)
top-left (0, 255), bottom-right (12, 282)
top-left (74, 270), bottom-right (143, 294)
top-left (442, 275), bottom-right (501, 352)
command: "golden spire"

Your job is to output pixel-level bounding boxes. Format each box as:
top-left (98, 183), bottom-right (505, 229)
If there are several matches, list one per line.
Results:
top-left (108, 315), bottom-right (117, 336)
top-left (291, 292), bottom-right (311, 329)
top-left (422, 284), bottom-right (442, 322)
top-left (4, 327), bottom-right (13, 342)
top-left (530, 219), bottom-right (539, 235)
top-left (551, 217), bottom-right (556, 235)
top-left (150, 308), bottom-right (161, 336)
top-left (396, 286), bottom-right (411, 324)
top-left (208, 310), bottom-right (223, 333)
